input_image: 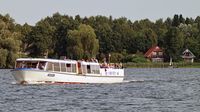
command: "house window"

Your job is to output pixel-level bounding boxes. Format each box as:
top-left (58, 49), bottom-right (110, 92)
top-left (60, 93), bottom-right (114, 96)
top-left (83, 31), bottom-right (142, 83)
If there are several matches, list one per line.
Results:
top-left (158, 52), bottom-right (163, 56)
top-left (185, 52), bottom-right (190, 56)
top-left (152, 52), bottom-right (156, 55)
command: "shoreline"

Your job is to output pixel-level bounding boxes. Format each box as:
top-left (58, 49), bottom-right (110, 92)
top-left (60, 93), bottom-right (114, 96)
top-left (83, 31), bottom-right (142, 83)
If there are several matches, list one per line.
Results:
top-left (123, 62), bottom-right (200, 68)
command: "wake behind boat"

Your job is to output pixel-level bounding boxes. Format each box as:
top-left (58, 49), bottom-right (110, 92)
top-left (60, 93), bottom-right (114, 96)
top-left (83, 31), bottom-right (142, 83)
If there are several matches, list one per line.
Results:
top-left (11, 58), bottom-right (124, 84)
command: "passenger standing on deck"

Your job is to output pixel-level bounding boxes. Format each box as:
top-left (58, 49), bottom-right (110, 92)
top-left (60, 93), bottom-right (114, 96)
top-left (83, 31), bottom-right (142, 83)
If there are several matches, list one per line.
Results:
top-left (103, 58), bottom-right (108, 68)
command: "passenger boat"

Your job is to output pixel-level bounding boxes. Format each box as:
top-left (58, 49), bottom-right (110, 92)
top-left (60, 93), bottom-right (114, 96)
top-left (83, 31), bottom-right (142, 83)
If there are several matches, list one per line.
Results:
top-left (11, 58), bottom-right (124, 84)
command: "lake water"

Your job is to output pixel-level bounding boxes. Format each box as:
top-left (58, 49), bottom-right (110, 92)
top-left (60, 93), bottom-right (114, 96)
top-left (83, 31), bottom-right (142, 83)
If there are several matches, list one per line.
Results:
top-left (0, 68), bottom-right (200, 112)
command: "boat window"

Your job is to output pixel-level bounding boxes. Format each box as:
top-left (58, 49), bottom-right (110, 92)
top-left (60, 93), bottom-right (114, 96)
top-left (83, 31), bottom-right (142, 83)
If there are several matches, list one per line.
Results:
top-left (31, 62), bottom-right (38, 68)
top-left (40, 62), bottom-right (77, 73)
top-left (72, 64), bottom-right (76, 73)
top-left (66, 64), bottom-right (71, 67)
top-left (47, 62), bottom-right (53, 71)
top-left (80, 64), bottom-right (100, 74)
top-left (78, 62), bottom-right (82, 74)
top-left (61, 63), bottom-right (66, 72)
top-left (46, 62), bottom-right (54, 71)
top-left (82, 65), bottom-right (87, 74)
top-left (66, 64), bottom-right (72, 72)
top-left (16, 61), bottom-right (23, 68)
top-left (65, 63), bottom-right (76, 73)
top-left (87, 65), bottom-right (91, 73)
top-left (91, 65), bottom-right (100, 74)
top-left (54, 63), bottom-right (60, 72)
top-left (27, 62), bottom-right (32, 68)
top-left (16, 61), bottom-right (38, 69)
top-left (38, 61), bottom-right (46, 70)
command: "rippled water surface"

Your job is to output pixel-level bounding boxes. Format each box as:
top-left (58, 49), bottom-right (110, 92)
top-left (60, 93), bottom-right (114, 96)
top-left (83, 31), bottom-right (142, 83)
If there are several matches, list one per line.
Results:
top-left (0, 68), bottom-right (200, 112)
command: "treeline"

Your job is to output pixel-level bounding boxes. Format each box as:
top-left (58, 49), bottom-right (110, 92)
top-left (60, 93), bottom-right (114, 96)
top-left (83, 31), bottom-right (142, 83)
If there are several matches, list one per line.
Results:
top-left (0, 13), bottom-right (200, 68)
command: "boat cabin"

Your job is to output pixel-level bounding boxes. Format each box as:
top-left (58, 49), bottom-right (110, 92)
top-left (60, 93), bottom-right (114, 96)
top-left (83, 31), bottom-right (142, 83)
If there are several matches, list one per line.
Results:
top-left (79, 61), bottom-right (100, 74)
top-left (15, 58), bottom-right (101, 75)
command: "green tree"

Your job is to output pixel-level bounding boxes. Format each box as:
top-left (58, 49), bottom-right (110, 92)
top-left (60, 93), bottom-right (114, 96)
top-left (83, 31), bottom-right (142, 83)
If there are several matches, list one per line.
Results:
top-left (179, 14), bottom-right (185, 24)
top-left (154, 19), bottom-right (168, 47)
top-left (110, 52), bottom-right (124, 63)
top-left (172, 14), bottom-right (180, 27)
top-left (164, 27), bottom-right (184, 61)
top-left (0, 14), bottom-right (21, 68)
top-left (0, 49), bottom-right (8, 68)
top-left (42, 13), bottom-right (80, 57)
top-left (67, 24), bottom-right (99, 59)
top-left (86, 16), bottom-right (113, 54)
top-left (15, 23), bottom-right (32, 57)
top-left (26, 20), bottom-right (55, 57)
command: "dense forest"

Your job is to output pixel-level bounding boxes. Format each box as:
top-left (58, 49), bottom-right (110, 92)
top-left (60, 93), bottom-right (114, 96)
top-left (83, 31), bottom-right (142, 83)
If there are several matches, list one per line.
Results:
top-left (0, 13), bottom-right (200, 68)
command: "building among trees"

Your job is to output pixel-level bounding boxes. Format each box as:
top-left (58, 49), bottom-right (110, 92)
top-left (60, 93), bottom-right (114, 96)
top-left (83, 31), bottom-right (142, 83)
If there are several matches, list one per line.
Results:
top-left (181, 49), bottom-right (195, 63)
top-left (144, 46), bottom-right (164, 62)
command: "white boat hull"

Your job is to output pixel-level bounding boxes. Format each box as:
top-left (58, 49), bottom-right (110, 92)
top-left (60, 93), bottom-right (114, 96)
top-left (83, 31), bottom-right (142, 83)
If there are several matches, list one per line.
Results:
top-left (12, 69), bottom-right (124, 84)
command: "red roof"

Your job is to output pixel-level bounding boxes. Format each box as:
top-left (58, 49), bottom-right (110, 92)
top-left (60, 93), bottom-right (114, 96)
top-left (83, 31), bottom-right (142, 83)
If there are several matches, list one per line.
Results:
top-left (144, 46), bottom-right (163, 58)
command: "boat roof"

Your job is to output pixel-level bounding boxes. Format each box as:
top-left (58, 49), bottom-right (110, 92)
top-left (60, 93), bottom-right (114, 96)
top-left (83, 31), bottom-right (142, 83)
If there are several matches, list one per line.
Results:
top-left (16, 58), bottom-right (77, 64)
top-left (16, 58), bottom-right (100, 65)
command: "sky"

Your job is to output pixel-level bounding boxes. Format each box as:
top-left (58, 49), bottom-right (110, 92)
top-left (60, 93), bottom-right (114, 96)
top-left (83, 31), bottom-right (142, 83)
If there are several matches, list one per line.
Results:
top-left (0, 0), bottom-right (200, 25)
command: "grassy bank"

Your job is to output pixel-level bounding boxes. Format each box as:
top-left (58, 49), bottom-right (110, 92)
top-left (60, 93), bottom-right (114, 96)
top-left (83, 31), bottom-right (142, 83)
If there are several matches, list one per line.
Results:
top-left (124, 62), bottom-right (200, 68)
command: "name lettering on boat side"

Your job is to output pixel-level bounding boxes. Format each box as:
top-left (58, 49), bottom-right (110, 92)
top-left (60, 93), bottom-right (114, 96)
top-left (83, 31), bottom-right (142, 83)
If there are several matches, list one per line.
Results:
top-left (47, 74), bottom-right (55, 77)
top-left (106, 71), bottom-right (118, 75)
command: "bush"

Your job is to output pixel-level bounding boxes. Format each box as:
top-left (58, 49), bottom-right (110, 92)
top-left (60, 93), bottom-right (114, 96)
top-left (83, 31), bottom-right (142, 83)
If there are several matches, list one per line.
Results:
top-left (123, 54), bottom-right (147, 63)
top-left (110, 52), bottom-right (124, 63)
top-left (0, 49), bottom-right (8, 68)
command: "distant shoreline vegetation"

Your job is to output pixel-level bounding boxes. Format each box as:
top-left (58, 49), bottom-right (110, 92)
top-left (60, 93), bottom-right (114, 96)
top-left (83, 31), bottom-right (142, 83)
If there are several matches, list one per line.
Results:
top-left (0, 13), bottom-right (200, 68)
top-left (124, 62), bottom-right (200, 68)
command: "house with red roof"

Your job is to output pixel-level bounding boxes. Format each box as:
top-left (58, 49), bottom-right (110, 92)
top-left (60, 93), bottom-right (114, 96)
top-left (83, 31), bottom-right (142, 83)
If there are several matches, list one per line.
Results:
top-left (144, 46), bottom-right (164, 62)
top-left (181, 49), bottom-right (195, 63)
